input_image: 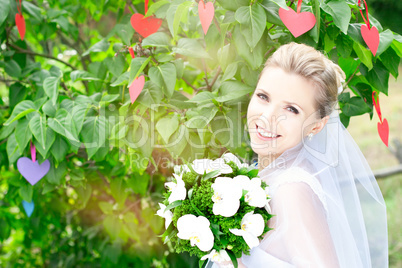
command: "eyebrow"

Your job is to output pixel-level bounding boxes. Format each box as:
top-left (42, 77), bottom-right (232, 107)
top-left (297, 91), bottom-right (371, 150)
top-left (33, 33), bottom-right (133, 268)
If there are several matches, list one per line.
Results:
top-left (256, 88), bottom-right (304, 112)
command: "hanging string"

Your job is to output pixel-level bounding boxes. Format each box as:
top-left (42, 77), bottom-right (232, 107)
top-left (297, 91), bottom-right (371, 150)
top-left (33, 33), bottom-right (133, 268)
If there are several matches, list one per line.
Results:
top-left (145, 0), bottom-right (149, 14)
top-left (16, 0), bottom-right (22, 15)
top-left (30, 141), bottom-right (36, 162)
top-left (358, 0), bottom-right (371, 30)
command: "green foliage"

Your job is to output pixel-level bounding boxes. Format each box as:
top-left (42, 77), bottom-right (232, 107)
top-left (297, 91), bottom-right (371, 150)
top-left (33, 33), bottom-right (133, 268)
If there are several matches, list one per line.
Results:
top-left (0, 0), bottom-right (400, 266)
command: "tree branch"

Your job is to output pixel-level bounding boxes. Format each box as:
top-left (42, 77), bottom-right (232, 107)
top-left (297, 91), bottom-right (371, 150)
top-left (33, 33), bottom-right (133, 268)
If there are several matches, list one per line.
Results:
top-left (182, 77), bottom-right (198, 92)
top-left (8, 43), bottom-right (76, 70)
top-left (210, 66), bottom-right (221, 89)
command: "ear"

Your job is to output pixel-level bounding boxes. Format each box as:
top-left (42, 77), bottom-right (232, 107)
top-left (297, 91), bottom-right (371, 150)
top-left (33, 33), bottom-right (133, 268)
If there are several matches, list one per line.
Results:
top-left (311, 115), bottom-right (329, 135)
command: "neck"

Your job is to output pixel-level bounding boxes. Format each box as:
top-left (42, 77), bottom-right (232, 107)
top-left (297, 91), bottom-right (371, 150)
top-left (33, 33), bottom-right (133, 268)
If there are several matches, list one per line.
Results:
top-left (258, 153), bottom-right (279, 172)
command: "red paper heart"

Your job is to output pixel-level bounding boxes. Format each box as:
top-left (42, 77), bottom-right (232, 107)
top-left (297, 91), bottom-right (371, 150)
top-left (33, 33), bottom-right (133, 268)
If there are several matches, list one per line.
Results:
top-left (372, 91), bottom-right (382, 122)
top-left (15, 13), bottom-right (26, 40)
top-left (131, 13), bottom-right (162, 38)
top-left (279, 7), bottom-right (316, 38)
top-left (129, 75), bottom-right (145, 104)
top-left (361, 24), bottom-right (379, 56)
top-left (128, 47), bottom-right (135, 59)
top-left (377, 118), bottom-right (389, 147)
top-left (198, 0), bottom-right (215, 35)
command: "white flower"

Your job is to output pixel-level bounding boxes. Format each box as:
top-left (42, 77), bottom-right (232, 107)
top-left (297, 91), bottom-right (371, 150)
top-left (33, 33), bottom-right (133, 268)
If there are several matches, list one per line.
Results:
top-left (165, 173), bottom-right (186, 204)
top-left (222, 153), bottom-right (249, 169)
top-left (229, 212), bottom-right (265, 249)
top-left (156, 203), bottom-right (173, 229)
top-left (177, 214), bottom-right (214, 252)
top-left (211, 177), bottom-right (243, 217)
top-left (192, 158), bottom-right (233, 177)
top-left (201, 249), bottom-right (231, 262)
top-left (233, 176), bottom-right (267, 208)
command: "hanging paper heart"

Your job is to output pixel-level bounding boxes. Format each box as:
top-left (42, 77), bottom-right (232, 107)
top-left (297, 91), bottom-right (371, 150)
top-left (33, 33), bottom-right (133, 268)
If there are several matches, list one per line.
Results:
top-left (198, 0), bottom-right (215, 35)
top-left (129, 75), bottom-right (145, 104)
top-left (131, 13), bottom-right (162, 38)
top-left (17, 157), bottom-right (50, 185)
top-left (372, 91), bottom-right (382, 122)
top-left (361, 24), bottom-right (379, 56)
top-left (15, 13), bottom-right (26, 40)
top-left (22, 200), bottom-right (34, 217)
top-left (377, 118), bottom-right (389, 147)
top-left (279, 7), bottom-right (316, 38)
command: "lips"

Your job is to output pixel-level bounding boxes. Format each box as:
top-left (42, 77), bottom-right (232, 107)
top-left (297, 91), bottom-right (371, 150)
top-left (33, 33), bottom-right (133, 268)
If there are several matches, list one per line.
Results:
top-left (256, 124), bottom-right (281, 137)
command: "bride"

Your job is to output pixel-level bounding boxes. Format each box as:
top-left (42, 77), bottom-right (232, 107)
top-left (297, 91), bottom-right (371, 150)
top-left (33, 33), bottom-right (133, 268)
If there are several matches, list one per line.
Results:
top-left (210, 43), bottom-right (388, 267)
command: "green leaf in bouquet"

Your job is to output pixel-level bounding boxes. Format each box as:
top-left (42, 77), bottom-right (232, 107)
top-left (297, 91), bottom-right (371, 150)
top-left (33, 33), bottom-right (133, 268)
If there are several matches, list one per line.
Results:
top-left (210, 222), bottom-right (224, 237)
top-left (164, 200), bottom-right (183, 213)
top-left (227, 250), bottom-right (238, 268)
top-left (188, 188), bottom-right (193, 200)
top-left (202, 170), bottom-right (220, 181)
top-left (198, 259), bottom-right (207, 268)
top-left (190, 198), bottom-right (205, 217)
top-left (247, 169), bottom-right (259, 178)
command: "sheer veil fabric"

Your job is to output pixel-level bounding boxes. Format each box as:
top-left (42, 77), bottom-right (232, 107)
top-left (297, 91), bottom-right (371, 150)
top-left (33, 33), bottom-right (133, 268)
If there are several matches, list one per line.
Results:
top-left (238, 109), bottom-right (388, 267)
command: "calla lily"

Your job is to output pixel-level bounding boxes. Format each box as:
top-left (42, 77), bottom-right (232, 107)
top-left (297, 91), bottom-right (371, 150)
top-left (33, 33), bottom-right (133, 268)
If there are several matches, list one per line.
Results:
top-left (156, 203), bottom-right (173, 229)
top-left (233, 176), bottom-right (267, 208)
top-left (229, 212), bottom-right (265, 249)
top-left (177, 214), bottom-right (214, 252)
top-left (211, 177), bottom-right (242, 217)
top-left (222, 153), bottom-right (249, 169)
top-left (201, 249), bottom-right (231, 262)
top-left (192, 158), bottom-right (233, 177)
top-left (165, 173), bottom-right (186, 204)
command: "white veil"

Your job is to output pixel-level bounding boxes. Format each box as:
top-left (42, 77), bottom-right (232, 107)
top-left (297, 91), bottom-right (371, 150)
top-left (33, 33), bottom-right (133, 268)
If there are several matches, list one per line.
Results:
top-left (252, 108), bottom-right (389, 267)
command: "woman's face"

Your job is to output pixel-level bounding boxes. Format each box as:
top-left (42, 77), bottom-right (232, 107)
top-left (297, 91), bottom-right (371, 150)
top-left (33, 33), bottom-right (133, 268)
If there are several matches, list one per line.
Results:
top-left (247, 67), bottom-right (324, 165)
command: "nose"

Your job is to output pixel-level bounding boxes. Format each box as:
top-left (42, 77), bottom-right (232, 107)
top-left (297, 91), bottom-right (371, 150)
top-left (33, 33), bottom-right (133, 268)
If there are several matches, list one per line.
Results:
top-left (258, 105), bottom-right (285, 132)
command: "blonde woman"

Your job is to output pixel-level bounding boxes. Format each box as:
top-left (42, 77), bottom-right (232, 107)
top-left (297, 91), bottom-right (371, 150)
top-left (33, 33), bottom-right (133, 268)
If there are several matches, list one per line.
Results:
top-left (211, 43), bottom-right (388, 268)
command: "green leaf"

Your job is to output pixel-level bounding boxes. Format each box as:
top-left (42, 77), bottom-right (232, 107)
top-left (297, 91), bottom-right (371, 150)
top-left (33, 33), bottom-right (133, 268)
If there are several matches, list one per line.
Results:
top-left (376, 29), bottom-right (394, 57)
top-left (4, 60), bottom-right (22, 78)
top-left (9, 83), bottom-right (27, 109)
top-left (50, 135), bottom-right (69, 163)
top-left (22, 1), bottom-right (42, 21)
top-left (45, 159), bottom-right (67, 185)
top-left (82, 39), bottom-right (110, 56)
top-left (70, 70), bottom-right (101, 82)
top-left (216, 81), bottom-right (254, 102)
top-left (4, 100), bottom-right (36, 126)
top-left (166, 124), bottom-right (188, 157)
top-left (164, 200), bottom-right (182, 212)
top-left (110, 72), bottom-right (129, 87)
top-left (29, 113), bottom-right (47, 149)
top-left (235, 4), bottom-right (267, 49)
top-left (341, 96), bottom-right (371, 116)
top-left (104, 54), bottom-right (126, 78)
top-left (172, 1), bottom-right (192, 40)
top-left (335, 33), bottom-right (353, 58)
top-left (80, 116), bottom-right (108, 160)
top-left (99, 201), bottom-right (114, 214)
top-left (227, 250), bottom-right (238, 268)
top-left (310, 0), bottom-right (320, 43)
top-left (260, 0), bottom-right (285, 26)
top-left (42, 100), bottom-right (57, 117)
top-left (34, 128), bottom-right (56, 159)
top-left (43, 77), bottom-right (60, 105)
top-left (353, 42), bottom-right (373, 70)
top-left (0, 120), bottom-right (17, 140)
top-left (380, 47), bottom-right (399, 79)
top-left (216, 0), bottom-right (249, 11)
top-left (142, 32), bottom-right (171, 48)
top-left (115, 23), bottom-right (134, 46)
top-left (320, 0), bottom-right (351, 34)
top-left (6, 133), bottom-right (21, 164)
top-left (48, 110), bottom-right (79, 143)
top-left (127, 173), bottom-right (149, 196)
top-left (19, 184), bottom-right (34, 202)
top-left (129, 57), bottom-right (151, 85)
top-left (148, 63), bottom-right (177, 98)
top-left (185, 91), bottom-right (215, 104)
top-left (156, 114), bottom-right (180, 144)
top-left (110, 177), bottom-right (127, 206)
top-left (145, 0), bottom-right (169, 18)
top-left (391, 38), bottom-right (402, 57)
top-left (15, 118), bottom-right (32, 154)
top-left (338, 57), bottom-right (360, 80)
top-left (172, 38), bottom-right (211, 59)
top-left (185, 106), bottom-right (219, 129)
top-left (365, 61), bottom-right (390, 95)
top-left (0, 0), bottom-right (10, 26)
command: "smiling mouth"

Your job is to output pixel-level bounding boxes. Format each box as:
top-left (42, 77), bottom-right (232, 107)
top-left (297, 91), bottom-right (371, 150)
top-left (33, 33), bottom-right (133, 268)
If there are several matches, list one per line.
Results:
top-left (256, 124), bottom-right (282, 139)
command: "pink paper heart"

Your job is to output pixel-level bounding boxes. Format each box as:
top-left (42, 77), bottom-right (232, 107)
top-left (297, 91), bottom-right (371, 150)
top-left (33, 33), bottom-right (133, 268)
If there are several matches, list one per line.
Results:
top-left (17, 157), bottom-right (50, 185)
top-left (377, 118), bottom-right (389, 147)
top-left (130, 13), bottom-right (162, 38)
top-left (279, 7), bottom-right (316, 38)
top-left (361, 24), bottom-right (379, 56)
top-left (129, 75), bottom-right (145, 104)
top-left (15, 13), bottom-right (26, 40)
top-left (198, 0), bottom-right (215, 35)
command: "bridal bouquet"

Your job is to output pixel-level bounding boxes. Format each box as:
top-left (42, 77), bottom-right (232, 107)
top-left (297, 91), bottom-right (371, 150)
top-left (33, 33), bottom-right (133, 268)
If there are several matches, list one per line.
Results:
top-left (156, 153), bottom-right (273, 267)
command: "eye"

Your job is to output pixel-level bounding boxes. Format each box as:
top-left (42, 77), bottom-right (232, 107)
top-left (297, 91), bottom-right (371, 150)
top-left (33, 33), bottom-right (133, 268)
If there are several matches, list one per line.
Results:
top-left (256, 93), bottom-right (268, 101)
top-left (287, 106), bottom-right (299, 114)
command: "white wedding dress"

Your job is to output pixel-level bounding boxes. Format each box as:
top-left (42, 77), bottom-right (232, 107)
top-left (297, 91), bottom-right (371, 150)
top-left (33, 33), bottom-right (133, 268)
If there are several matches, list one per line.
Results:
top-left (240, 166), bottom-right (339, 268)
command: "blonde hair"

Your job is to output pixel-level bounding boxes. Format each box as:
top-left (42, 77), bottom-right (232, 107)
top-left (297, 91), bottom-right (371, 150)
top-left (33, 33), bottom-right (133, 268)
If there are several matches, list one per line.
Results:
top-left (259, 42), bottom-right (346, 119)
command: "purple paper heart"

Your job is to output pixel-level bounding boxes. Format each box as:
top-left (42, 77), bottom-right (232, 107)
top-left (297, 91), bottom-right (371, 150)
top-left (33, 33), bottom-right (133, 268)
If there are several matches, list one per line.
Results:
top-left (17, 157), bottom-right (50, 185)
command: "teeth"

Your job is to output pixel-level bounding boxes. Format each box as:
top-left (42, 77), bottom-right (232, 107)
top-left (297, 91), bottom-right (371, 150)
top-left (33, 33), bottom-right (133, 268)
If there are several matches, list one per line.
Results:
top-left (257, 126), bottom-right (278, 138)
